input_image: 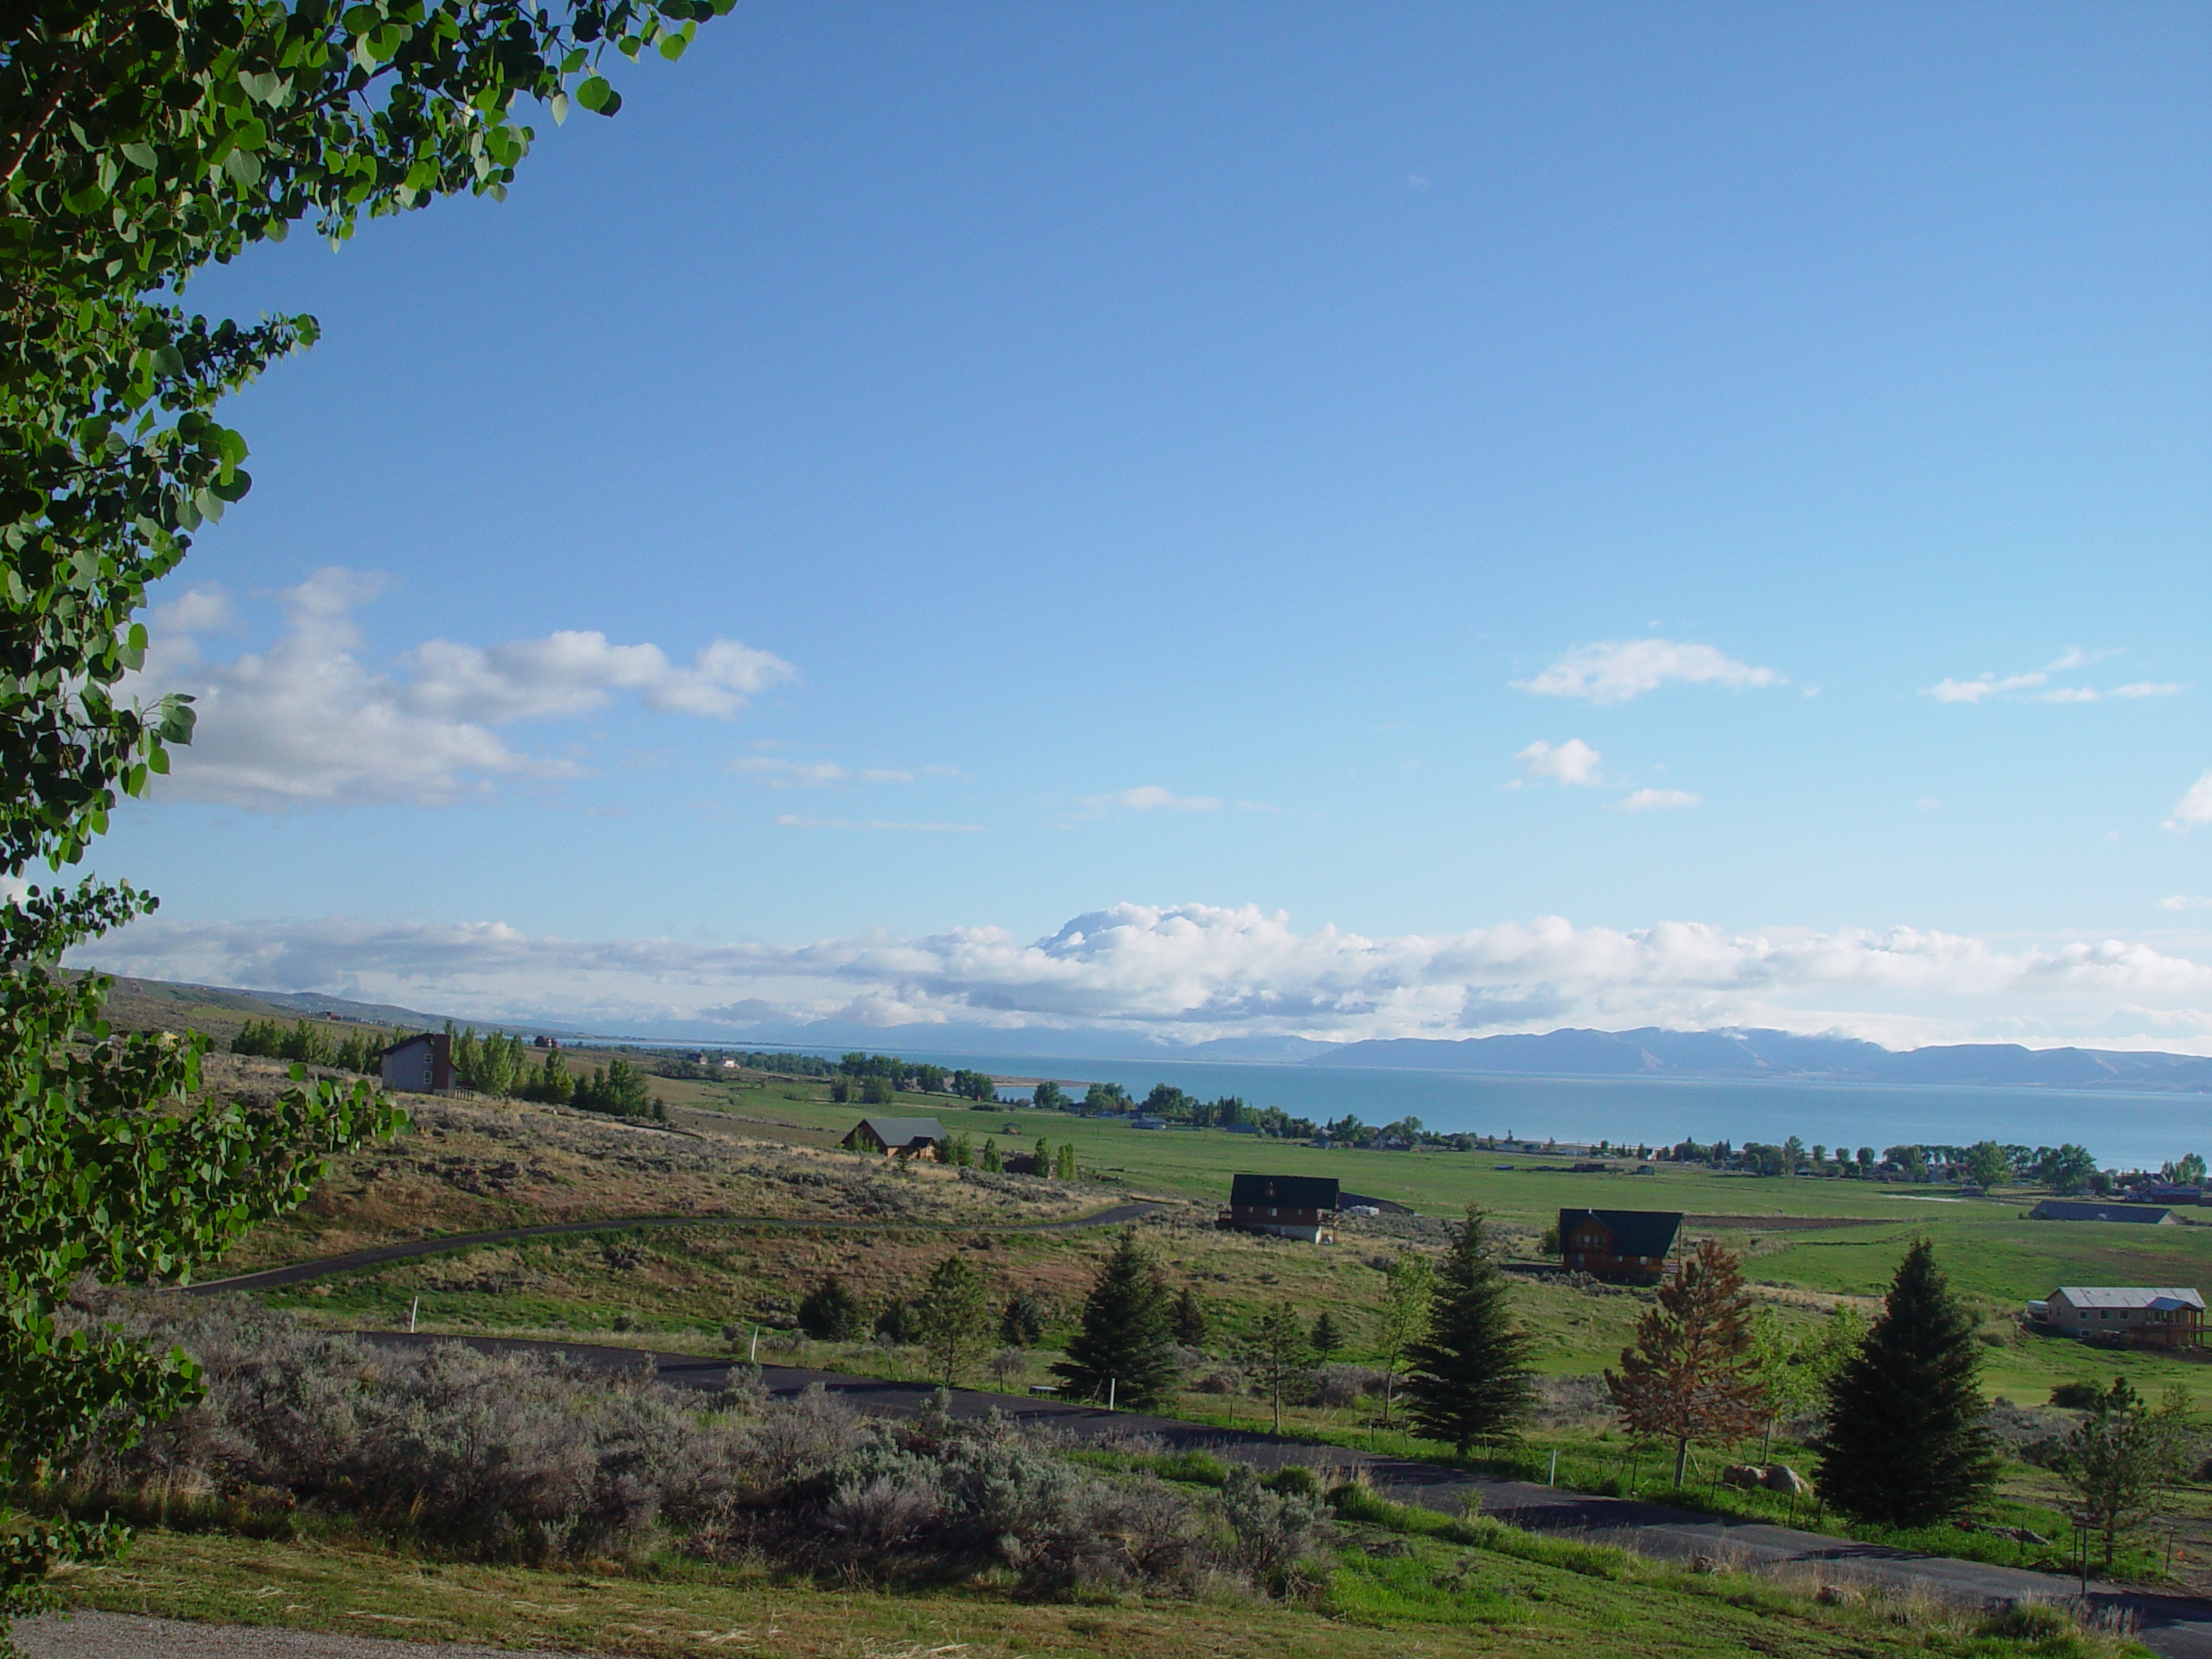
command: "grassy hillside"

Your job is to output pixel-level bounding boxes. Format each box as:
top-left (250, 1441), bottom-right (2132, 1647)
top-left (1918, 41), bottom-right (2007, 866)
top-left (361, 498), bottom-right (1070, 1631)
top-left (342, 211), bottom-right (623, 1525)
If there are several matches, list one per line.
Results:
top-left (40, 1015), bottom-right (2191, 1611)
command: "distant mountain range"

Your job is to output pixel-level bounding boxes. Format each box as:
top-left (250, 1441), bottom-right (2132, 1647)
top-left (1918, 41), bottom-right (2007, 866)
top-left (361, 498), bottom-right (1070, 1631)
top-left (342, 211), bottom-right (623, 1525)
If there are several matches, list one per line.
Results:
top-left (78, 973), bottom-right (2212, 1090)
top-left (1303, 1027), bottom-right (2212, 1090)
top-left (91, 976), bottom-right (587, 1039)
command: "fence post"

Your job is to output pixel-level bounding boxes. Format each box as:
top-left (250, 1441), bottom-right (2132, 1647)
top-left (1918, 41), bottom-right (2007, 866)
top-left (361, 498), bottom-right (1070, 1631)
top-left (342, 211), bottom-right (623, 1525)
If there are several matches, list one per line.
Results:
top-left (1548, 1447), bottom-right (1559, 1486)
top-left (409, 1296), bottom-right (418, 1333)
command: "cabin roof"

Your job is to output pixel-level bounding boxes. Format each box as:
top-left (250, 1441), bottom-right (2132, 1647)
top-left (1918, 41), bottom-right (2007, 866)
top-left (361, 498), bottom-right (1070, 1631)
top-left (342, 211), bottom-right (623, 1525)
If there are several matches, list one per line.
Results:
top-left (2030, 1201), bottom-right (2174, 1224)
top-left (1560, 1208), bottom-right (1684, 1258)
top-left (2052, 1286), bottom-right (2204, 1311)
top-left (850, 1116), bottom-right (948, 1147)
top-left (1230, 1173), bottom-right (1341, 1211)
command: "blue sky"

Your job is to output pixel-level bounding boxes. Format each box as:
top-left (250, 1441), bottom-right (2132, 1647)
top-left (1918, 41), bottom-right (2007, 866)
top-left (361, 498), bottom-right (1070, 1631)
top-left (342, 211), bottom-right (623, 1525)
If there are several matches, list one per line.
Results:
top-left (71, 2), bottom-right (2212, 1051)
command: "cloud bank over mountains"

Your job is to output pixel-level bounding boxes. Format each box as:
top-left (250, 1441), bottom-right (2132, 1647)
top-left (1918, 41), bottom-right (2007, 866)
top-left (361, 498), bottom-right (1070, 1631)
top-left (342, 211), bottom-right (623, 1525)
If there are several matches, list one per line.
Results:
top-left (77, 900), bottom-right (2212, 1055)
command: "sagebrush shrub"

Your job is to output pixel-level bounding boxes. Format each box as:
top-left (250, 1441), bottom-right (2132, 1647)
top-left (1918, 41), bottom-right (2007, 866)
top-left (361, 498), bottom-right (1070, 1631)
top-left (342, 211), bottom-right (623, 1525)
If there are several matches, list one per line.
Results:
top-left (57, 1294), bottom-right (1274, 1595)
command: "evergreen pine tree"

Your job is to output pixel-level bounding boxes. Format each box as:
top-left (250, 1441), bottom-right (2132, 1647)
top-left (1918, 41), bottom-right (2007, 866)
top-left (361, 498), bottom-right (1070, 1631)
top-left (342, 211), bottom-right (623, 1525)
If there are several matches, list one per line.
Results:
top-left (999, 1290), bottom-right (1048, 1347)
top-left (796, 1273), bottom-right (866, 1340)
top-left (1053, 1229), bottom-right (1179, 1407)
top-left (1244, 1301), bottom-right (1315, 1432)
top-left (1402, 1206), bottom-right (1535, 1452)
top-left (1170, 1285), bottom-right (1210, 1347)
top-left (915, 1255), bottom-right (993, 1387)
top-left (1815, 1238), bottom-right (1999, 1525)
top-left (1310, 1310), bottom-right (1344, 1359)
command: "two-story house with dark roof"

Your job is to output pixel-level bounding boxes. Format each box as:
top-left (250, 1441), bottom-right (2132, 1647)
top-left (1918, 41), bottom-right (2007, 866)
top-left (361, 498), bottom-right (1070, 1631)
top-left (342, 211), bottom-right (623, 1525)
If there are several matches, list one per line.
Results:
top-left (1229, 1174), bottom-right (1339, 1243)
top-left (1559, 1207), bottom-right (1683, 1285)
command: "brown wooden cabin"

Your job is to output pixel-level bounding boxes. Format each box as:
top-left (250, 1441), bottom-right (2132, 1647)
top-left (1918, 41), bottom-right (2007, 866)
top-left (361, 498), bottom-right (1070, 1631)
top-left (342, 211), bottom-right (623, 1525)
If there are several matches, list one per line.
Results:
top-left (1229, 1173), bottom-right (1340, 1243)
top-left (1559, 1207), bottom-right (1683, 1285)
top-left (840, 1116), bottom-right (949, 1160)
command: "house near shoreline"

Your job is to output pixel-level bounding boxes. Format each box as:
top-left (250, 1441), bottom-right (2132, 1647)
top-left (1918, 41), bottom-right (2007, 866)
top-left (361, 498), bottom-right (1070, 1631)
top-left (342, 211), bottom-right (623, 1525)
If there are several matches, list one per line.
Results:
top-left (2028, 1286), bottom-right (2204, 1350)
top-left (1559, 1208), bottom-right (1684, 1286)
top-left (840, 1116), bottom-right (949, 1160)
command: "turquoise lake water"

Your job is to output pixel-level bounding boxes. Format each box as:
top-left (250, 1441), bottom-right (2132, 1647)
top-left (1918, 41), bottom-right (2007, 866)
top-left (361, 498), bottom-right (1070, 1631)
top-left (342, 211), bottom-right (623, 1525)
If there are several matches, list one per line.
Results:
top-left (845, 1051), bottom-right (2206, 1173)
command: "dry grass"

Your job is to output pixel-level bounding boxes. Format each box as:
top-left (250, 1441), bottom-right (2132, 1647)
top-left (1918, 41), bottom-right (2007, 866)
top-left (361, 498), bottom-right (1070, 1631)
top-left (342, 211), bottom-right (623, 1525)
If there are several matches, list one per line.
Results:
top-left (206, 1056), bottom-right (1141, 1274)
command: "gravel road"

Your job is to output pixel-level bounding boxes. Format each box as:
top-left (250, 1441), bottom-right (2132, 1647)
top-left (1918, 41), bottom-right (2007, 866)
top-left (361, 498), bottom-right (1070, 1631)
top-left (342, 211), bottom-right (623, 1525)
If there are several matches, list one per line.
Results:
top-left (12, 1611), bottom-right (612, 1658)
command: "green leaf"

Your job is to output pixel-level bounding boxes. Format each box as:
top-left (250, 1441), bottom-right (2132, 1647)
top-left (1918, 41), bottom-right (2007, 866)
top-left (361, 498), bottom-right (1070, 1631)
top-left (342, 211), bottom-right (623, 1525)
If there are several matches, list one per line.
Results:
top-left (119, 142), bottom-right (158, 171)
top-left (222, 148), bottom-right (263, 188)
top-left (658, 33), bottom-right (688, 60)
top-left (575, 74), bottom-right (615, 113)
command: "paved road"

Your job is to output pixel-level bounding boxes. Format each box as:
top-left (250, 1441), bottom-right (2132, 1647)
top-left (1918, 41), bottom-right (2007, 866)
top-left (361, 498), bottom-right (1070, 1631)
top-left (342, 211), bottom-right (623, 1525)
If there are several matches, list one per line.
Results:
top-left (354, 1331), bottom-right (2212, 1659)
top-left (188, 1202), bottom-right (1164, 1294)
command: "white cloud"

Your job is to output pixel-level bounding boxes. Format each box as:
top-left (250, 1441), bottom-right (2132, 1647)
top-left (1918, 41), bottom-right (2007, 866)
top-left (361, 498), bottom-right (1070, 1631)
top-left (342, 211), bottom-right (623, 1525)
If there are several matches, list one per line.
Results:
top-left (773, 815), bottom-right (983, 832)
top-left (730, 757), bottom-right (927, 787)
top-left (1514, 739), bottom-right (1603, 786)
top-left (1611, 788), bottom-right (1701, 813)
top-left (72, 902), bottom-right (2212, 1052)
top-left (143, 568), bottom-right (794, 809)
top-left (2160, 895), bottom-right (2212, 912)
top-left (151, 584), bottom-right (236, 635)
top-left (2166, 771), bottom-right (2212, 833)
top-left (407, 632), bottom-right (791, 723)
top-left (1923, 647), bottom-right (2178, 706)
top-left (1917, 797), bottom-right (1943, 810)
top-left (1925, 671), bottom-right (2047, 703)
top-left (1516, 639), bottom-right (1782, 703)
top-left (1082, 785), bottom-right (1224, 814)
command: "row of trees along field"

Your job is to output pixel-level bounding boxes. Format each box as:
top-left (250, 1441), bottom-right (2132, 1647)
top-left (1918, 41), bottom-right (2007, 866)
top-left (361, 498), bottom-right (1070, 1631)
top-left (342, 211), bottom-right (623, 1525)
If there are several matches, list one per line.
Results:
top-left (806, 1215), bottom-right (2204, 1570)
top-left (0, 0), bottom-right (739, 1630)
top-left (829, 1052), bottom-right (997, 1104)
top-left (228, 1020), bottom-right (661, 1119)
top-left (1662, 1135), bottom-right (2168, 1191)
top-left (228, 1016), bottom-right (395, 1074)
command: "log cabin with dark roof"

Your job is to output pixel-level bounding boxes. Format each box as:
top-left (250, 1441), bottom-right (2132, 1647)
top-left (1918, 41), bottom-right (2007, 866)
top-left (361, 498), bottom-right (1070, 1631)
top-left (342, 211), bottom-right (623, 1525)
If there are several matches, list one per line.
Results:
top-left (1559, 1207), bottom-right (1683, 1285)
top-left (1229, 1173), bottom-right (1340, 1243)
top-left (840, 1116), bottom-right (949, 1160)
